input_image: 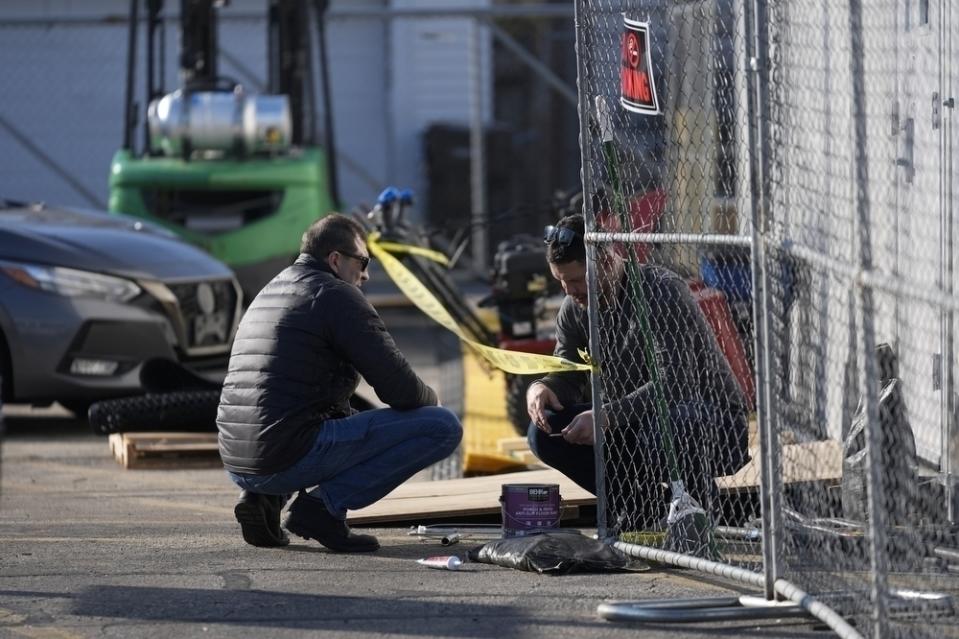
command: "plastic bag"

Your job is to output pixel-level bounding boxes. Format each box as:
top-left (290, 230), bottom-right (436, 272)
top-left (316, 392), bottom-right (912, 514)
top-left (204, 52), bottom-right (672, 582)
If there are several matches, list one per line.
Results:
top-left (467, 531), bottom-right (628, 575)
top-left (841, 344), bottom-right (918, 525)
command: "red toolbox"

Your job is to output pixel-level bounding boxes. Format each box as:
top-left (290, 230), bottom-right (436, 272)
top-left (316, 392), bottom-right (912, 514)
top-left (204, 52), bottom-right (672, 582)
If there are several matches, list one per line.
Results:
top-left (689, 280), bottom-right (756, 411)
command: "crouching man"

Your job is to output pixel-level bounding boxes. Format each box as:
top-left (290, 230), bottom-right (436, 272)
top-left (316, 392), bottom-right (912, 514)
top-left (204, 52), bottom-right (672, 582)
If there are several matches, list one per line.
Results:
top-left (526, 214), bottom-right (748, 531)
top-left (217, 214), bottom-right (462, 552)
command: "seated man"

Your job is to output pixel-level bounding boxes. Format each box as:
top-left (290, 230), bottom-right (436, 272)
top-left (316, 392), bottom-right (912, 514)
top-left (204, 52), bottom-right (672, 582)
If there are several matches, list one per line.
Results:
top-left (217, 213), bottom-right (462, 552)
top-left (526, 214), bottom-right (747, 531)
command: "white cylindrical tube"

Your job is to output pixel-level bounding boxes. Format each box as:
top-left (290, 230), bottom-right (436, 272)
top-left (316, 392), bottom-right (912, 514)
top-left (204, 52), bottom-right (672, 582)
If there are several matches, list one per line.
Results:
top-left (417, 555), bottom-right (463, 570)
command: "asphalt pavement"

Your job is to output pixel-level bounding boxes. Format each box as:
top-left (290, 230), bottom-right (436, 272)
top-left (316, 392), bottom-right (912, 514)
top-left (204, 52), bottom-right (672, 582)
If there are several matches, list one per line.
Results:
top-left (0, 307), bottom-right (831, 639)
top-left (0, 405), bottom-right (839, 639)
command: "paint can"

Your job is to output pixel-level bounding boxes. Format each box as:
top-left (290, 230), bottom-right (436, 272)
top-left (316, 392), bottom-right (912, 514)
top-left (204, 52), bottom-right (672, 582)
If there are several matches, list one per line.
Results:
top-left (500, 483), bottom-right (562, 538)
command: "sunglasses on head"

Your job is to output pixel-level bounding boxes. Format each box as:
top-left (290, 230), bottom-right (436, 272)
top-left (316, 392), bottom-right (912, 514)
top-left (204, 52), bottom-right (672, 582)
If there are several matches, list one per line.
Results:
top-left (335, 250), bottom-right (371, 271)
top-left (543, 225), bottom-right (579, 247)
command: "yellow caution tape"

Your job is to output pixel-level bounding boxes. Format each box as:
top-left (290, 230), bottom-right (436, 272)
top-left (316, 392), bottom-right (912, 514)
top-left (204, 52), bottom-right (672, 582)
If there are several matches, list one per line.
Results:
top-left (577, 348), bottom-right (594, 367)
top-left (368, 233), bottom-right (592, 375)
top-left (373, 240), bottom-right (450, 266)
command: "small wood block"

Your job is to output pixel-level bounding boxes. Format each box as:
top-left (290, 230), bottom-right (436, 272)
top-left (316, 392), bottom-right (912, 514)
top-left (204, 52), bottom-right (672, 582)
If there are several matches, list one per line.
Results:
top-left (497, 436), bottom-right (532, 454)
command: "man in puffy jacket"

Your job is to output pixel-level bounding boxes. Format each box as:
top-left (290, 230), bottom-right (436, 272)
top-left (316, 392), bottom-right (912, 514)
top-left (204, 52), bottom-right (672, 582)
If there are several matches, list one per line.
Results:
top-left (217, 213), bottom-right (462, 552)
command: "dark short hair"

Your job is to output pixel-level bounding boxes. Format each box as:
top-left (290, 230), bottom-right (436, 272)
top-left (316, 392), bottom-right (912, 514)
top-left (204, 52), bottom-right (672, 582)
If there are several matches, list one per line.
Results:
top-left (300, 213), bottom-right (367, 260)
top-left (546, 214), bottom-right (586, 264)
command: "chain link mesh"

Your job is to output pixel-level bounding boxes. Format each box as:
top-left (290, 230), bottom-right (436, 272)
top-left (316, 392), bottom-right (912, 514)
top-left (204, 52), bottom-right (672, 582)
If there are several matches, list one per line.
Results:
top-left (576, 0), bottom-right (756, 566)
top-left (763, 1), bottom-right (959, 634)
top-left (577, 0), bottom-right (958, 633)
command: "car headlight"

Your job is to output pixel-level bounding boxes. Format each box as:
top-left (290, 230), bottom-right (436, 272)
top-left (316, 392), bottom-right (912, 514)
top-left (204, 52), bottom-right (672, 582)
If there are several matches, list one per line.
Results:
top-left (0, 260), bottom-right (141, 303)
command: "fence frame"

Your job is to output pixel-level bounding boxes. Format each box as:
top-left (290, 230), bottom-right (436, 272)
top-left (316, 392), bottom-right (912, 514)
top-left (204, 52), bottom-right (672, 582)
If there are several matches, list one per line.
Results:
top-left (575, 0), bottom-right (959, 635)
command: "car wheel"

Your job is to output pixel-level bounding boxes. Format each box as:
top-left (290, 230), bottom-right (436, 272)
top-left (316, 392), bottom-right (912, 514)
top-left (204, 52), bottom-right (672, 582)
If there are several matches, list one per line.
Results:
top-left (59, 400), bottom-right (93, 420)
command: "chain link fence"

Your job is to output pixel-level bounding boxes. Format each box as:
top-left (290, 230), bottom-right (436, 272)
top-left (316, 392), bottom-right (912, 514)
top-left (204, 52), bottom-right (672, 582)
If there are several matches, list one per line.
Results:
top-left (574, 0), bottom-right (958, 635)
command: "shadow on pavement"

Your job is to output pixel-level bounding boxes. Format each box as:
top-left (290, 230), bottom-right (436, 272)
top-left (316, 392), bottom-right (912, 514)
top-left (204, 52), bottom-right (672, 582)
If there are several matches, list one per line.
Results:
top-left (1, 405), bottom-right (89, 438)
top-left (61, 585), bottom-right (609, 636)
top-left (0, 587), bottom-right (828, 638)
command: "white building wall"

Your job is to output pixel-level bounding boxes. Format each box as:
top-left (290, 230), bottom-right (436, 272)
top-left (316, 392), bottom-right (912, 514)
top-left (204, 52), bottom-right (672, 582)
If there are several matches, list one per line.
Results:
top-left (771, 0), bottom-right (950, 463)
top-left (388, 0), bottom-right (491, 215)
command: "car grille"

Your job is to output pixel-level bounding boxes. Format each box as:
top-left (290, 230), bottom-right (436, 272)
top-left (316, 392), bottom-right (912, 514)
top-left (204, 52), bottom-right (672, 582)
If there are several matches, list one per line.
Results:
top-left (166, 279), bottom-right (239, 350)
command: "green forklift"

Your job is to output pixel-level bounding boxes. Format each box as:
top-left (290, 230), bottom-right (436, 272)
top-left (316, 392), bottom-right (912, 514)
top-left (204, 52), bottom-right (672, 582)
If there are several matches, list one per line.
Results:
top-left (109, 0), bottom-right (339, 299)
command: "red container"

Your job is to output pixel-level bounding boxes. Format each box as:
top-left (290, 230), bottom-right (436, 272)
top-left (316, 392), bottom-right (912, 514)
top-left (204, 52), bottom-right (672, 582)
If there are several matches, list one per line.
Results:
top-left (689, 281), bottom-right (756, 411)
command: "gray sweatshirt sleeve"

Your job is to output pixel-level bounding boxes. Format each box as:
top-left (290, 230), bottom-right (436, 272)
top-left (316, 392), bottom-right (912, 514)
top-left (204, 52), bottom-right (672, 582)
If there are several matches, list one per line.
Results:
top-left (536, 297), bottom-right (591, 406)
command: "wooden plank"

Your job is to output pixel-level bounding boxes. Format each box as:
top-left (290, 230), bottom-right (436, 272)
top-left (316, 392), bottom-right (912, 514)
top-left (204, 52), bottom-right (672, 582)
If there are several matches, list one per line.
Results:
top-left (108, 433), bottom-right (123, 460)
top-left (716, 439), bottom-right (842, 493)
top-left (120, 432), bottom-right (219, 442)
top-left (349, 468), bottom-right (595, 525)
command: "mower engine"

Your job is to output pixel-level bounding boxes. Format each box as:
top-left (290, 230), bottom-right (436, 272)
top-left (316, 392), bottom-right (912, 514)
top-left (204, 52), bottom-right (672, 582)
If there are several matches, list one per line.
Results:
top-left (486, 236), bottom-right (562, 436)
top-left (488, 236), bottom-right (556, 342)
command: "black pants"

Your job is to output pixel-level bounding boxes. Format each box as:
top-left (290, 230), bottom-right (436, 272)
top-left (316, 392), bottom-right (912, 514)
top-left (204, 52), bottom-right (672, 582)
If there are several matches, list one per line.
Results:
top-left (527, 402), bottom-right (746, 531)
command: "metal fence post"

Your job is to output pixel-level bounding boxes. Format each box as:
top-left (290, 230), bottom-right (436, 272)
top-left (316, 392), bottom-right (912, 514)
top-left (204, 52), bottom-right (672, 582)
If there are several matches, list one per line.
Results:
top-left (469, 16), bottom-right (488, 274)
top-left (746, 0), bottom-right (784, 602)
top-left (848, 0), bottom-right (888, 635)
top-left (939, 0), bottom-right (958, 525)
top-left (572, 0), bottom-right (609, 540)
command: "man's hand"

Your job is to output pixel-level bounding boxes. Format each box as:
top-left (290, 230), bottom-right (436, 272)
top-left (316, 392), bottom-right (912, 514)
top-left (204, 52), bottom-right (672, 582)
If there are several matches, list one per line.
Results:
top-left (526, 382), bottom-right (564, 433)
top-left (562, 410), bottom-right (598, 445)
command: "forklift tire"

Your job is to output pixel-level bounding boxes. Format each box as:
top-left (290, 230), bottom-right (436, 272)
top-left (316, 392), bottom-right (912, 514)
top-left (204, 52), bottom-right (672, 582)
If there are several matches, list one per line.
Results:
top-left (506, 373), bottom-right (543, 436)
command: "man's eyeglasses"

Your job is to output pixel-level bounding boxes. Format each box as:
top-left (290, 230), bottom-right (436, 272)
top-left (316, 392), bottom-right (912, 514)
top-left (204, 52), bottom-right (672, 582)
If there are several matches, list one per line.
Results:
top-left (544, 225), bottom-right (578, 247)
top-left (335, 250), bottom-right (371, 271)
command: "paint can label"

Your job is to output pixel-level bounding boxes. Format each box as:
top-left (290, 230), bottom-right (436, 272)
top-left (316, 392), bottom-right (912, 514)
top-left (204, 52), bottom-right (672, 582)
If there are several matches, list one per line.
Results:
top-left (500, 483), bottom-right (561, 538)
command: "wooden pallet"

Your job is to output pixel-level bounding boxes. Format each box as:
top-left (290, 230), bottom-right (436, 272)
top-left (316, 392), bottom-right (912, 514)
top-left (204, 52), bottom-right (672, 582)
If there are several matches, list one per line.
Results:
top-left (496, 436), bottom-right (547, 469)
top-left (108, 432), bottom-right (221, 470)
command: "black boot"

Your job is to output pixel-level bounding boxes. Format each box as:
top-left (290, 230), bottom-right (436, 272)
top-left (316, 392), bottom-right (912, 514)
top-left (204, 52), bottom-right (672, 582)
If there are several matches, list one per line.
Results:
top-left (283, 491), bottom-right (379, 552)
top-left (234, 491), bottom-right (290, 547)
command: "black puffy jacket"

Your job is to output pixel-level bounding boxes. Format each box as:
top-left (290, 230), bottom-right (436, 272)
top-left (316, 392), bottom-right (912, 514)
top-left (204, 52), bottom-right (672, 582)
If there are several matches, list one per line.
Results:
top-left (217, 254), bottom-right (437, 474)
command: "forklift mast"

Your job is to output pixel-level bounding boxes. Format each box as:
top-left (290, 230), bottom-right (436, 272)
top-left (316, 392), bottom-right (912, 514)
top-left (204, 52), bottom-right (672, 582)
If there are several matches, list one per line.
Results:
top-left (267, 0), bottom-right (314, 146)
top-left (179, 0), bottom-right (218, 87)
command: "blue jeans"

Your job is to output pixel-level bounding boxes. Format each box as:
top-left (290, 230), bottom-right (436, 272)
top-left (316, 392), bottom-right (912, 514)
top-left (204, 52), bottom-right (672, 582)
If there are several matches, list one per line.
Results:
top-left (228, 406), bottom-right (462, 519)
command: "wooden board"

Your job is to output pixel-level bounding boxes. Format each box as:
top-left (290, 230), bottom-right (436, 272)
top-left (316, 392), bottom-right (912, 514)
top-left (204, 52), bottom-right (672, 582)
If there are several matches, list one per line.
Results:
top-left (108, 432), bottom-right (222, 470)
top-left (716, 439), bottom-right (842, 493)
top-left (349, 468), bottom-right (595, 525)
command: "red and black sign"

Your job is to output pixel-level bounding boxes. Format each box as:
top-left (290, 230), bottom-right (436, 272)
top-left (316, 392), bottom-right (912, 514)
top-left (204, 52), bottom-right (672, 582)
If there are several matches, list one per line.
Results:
top-left (620, 18), bottom-right (660, 115)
